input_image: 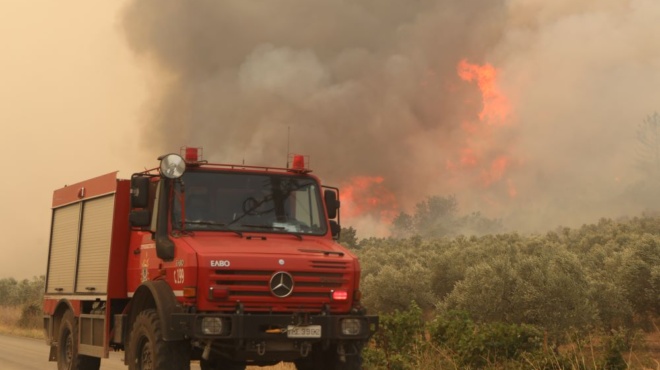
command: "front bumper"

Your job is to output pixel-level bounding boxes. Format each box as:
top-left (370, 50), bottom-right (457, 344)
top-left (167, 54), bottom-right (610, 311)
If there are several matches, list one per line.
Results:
top-left (170, 311), bottom-right (378, 342)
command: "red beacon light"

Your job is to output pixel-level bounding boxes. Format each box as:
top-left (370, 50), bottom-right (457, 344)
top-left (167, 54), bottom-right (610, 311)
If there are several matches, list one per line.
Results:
top-left (292, 155), bottom-right (305, 169)
top-left (288, 154), bottom-right (311, 173)
top-left (181, 146), bottom-right (203, 163)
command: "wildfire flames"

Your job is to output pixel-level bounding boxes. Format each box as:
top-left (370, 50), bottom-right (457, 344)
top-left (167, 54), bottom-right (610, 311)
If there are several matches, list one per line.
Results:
top-left (340, 176), bottom-right (399, 223)
top-left (448, 59), bottom-right (517, 196)
top-left (342, 59), bottom-right (517, 224)
top-left (457, 59), bottom-right (511, 126)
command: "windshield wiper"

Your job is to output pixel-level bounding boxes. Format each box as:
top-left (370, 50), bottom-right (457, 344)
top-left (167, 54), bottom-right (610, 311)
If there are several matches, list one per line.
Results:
top-left (183, 221), bottom-right (243, 237)
top-left (240, 223), bottom-right (284, 230)
top-left (185, 220), bottom-right (227, 227)
top-left (240, 224), bottom-right (303, 240)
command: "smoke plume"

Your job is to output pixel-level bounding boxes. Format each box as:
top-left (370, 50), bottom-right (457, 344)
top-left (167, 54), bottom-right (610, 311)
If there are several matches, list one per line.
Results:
top-left (122, 0), bottom-right (660, 235)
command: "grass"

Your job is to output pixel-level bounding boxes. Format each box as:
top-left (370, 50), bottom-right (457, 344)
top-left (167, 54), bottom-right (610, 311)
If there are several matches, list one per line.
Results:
top-left (0, 305), bottom-right (43, 339)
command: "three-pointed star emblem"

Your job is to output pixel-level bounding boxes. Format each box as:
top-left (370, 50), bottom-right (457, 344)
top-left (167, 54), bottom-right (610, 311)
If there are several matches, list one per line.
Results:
top-left (269, 271), bottom-right (294, 298)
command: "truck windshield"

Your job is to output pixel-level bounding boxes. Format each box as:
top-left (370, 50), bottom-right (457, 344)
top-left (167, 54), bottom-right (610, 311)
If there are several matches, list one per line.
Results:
top-left (172, 171), bottom-right (328, 236)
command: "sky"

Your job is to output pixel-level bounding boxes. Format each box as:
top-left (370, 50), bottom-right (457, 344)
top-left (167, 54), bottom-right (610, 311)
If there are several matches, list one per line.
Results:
top-left (1, 0), bottom-right (660, 279)
top-left (0, 1), bottom-right (148, 279)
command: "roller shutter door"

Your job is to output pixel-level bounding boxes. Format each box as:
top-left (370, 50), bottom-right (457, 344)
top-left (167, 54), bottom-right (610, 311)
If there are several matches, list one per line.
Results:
top-left (76, 195), bottom-right (114, 293)
top-left (46, 203), bottom-right (81, 294)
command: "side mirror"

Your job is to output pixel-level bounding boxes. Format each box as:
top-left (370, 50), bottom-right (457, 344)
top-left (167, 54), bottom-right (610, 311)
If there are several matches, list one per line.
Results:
top-left (324, 189), bottom-right (340, 219)
top-left (131, 176), bottom-right (150, 209)
top-left (129, 210), bottom-right (151, 227)
top-left (329, 220), bottom-right (341, 240)
top-left (130, 175), bottom-right (152, 229)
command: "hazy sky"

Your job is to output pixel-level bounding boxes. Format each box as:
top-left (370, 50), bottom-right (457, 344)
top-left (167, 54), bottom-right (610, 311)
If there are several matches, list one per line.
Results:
top-left (0, 1), bottom-right (148, 279)
top-left (2, 0), bottom-right (660, 279)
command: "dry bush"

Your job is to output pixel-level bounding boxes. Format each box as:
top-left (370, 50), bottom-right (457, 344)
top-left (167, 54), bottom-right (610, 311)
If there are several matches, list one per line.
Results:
top-left (0, 305), bottom-right (43, 339)
top-left (0, 305), bottom-right (21, 328)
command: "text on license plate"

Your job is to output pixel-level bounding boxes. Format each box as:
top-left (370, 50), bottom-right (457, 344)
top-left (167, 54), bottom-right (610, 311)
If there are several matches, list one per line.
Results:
top-left (287, 325), bottom-right (322, 338)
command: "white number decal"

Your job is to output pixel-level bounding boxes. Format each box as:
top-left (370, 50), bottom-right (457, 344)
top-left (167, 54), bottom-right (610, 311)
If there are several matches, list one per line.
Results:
top-left (174, 268), bottom-right (185, 284)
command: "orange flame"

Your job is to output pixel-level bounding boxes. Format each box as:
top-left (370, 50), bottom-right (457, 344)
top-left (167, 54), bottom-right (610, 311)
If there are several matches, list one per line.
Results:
top-left (447, 59), bottom-right (517, 198)
top-left (481, 155), bottom-right (507, 186)
top-left (457, 59), bottom-right (511, 126)
top-left (341, 176), bottom-right (398, 222)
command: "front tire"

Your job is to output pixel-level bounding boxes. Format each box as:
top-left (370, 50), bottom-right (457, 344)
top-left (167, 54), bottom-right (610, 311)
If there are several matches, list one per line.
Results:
top-left (127, 309), bottom-right (191, 370)
top-left (57, 310), bottom-right (101, 370)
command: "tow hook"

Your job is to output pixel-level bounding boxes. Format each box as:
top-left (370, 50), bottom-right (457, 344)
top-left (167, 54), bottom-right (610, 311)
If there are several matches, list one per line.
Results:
top-left (300, 342), bottom-right (312, 357)
top-left (293, 312), bottom-right (311, 326)
top-left (202, 341), bottom-right (212, 360)
top-left (337, 343), bottom-right (346, 363)
top-left (256, 342), bottom-right (266, 356)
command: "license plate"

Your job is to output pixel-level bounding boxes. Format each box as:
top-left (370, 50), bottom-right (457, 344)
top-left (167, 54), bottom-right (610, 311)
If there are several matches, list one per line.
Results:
top-left (287, 325), bottom-right (322, 338)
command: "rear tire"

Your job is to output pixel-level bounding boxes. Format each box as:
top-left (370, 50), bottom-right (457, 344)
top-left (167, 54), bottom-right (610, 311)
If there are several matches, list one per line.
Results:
top-left (57, 310), bottom-right (101, 370)
top-left (127, 309), bottom-right (191, 370)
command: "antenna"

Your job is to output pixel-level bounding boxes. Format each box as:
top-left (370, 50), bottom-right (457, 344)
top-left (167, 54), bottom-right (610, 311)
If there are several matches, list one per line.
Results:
top-left (286, 126), bottom-right (291, 168)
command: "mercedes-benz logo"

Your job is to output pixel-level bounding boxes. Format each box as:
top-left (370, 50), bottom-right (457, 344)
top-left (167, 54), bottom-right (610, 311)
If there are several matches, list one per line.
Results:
top-left (269, 271), bottom-right (294, 298)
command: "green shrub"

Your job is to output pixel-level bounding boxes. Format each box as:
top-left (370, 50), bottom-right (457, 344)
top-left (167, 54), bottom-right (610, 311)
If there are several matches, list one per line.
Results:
top-left (602, 334), bottom-right (627, 370)
top-left (428, 310), bottom-right (543, 368)
top-left (365, 301), bottom-right (426, 370)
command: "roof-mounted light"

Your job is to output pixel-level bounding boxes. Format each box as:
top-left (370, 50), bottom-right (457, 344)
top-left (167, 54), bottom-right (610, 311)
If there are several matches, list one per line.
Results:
top-left (292, 155), bottom-right (305, 169)
top-left (181, 146), bottom-right (203, 162)
top-left (159, 153), bottom-right (186, 179)
top-left (288, 154), bottom-right (311, 173)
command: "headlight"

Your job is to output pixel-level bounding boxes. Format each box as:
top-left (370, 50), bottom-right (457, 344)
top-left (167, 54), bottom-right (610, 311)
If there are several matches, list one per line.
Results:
top-left (159, 153), bottom-right (186, 179)
top-left (201, 317), bottom-right (223, 335)
top-left (340, 318), bottom-right (362, 336)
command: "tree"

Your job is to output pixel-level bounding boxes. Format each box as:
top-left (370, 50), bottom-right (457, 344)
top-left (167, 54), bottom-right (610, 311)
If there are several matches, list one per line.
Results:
top-left (628, 112), bottom-right (660, 210)
top-left (442, 240), bottom-right (597, 341)
top-left (338, 226), bottom-right (358, 249)
top-left (392, 195), bottom-right (458, 238)
top-left (362, 264), bottom-right (436, 313)
top-left (392, 195), bottom-right (502, 238)
top-left (636, 112), bottom-right (660, 178)
top-left (391, 212), bottom-right (414, 238)
top-left (0, 275), bottom-right (44, 307)
top-left (617, 234), bottom-right (660, 319)
top-left (0, 277), bottom-right (18, 306)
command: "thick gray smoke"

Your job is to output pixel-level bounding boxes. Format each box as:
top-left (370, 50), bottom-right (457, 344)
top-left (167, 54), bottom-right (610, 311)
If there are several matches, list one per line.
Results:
top-left (122, 0), bottom-right (660, 235)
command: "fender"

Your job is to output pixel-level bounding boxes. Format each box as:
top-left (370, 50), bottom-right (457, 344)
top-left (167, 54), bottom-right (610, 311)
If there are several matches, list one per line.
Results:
top-left (44, 299), bottom-right (81, 361)
top-left (127, 280), bottom-right (185, 342)
top-left (44, 299), bottom-right (80, 341)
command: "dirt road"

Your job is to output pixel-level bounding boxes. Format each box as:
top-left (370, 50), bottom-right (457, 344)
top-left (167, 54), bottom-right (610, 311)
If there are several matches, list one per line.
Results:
top-left (0, 334), bottom-right (204, 370)
top-left (0, 334), bottom-right (291, 370)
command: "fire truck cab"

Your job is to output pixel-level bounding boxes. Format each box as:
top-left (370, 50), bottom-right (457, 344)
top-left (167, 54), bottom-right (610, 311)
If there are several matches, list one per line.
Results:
top-left (43, 148), bottom-right (377, 370)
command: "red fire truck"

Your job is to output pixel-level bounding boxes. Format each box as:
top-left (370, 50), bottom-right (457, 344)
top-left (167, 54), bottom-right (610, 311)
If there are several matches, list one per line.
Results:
top-left (43, 148), bottom-right (377, 370)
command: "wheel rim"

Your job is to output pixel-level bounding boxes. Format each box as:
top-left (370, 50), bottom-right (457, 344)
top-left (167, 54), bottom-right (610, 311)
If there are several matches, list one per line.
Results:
top-left (137, 336), bottom-right (153, 370)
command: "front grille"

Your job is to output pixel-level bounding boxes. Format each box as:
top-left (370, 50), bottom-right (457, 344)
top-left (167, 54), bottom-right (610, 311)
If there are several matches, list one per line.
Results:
top-left (210, 261), bottom-right (350, 310)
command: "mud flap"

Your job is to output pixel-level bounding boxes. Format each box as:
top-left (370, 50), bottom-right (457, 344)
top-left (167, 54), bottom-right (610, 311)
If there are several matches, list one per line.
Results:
top-left (49, 345), bottom-right (57, 361)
